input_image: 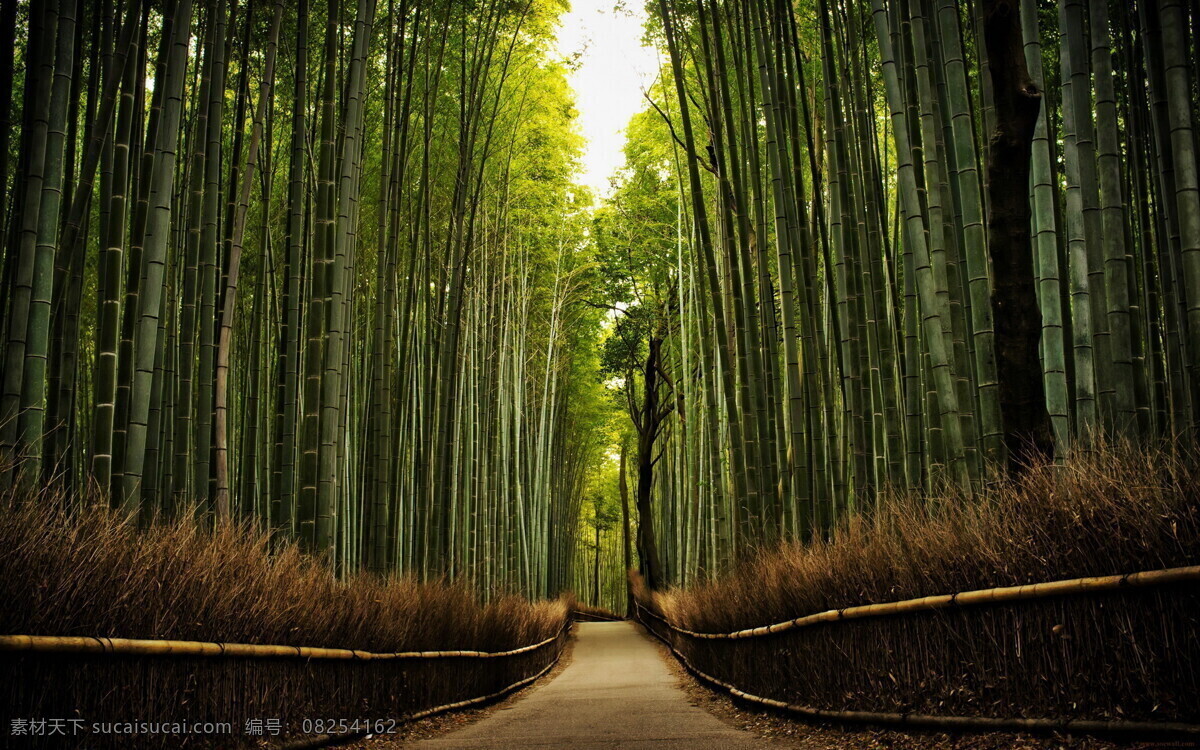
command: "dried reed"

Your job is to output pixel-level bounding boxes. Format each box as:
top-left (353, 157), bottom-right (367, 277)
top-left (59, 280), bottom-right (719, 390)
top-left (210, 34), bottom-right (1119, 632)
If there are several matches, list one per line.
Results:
top-left (637, 445), bottom-right (1200, 727)
top-left (0, 501), bottom-right (567, 748)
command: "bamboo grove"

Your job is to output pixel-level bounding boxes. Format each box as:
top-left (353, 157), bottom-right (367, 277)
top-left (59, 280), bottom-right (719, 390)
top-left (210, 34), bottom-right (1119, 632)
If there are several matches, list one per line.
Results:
top-left (0, 0), bottom-right (611, 596)
top-left (4, 0), bottom-right (1200, 604)
top-left (587, 0), bottom-right (1200, 592)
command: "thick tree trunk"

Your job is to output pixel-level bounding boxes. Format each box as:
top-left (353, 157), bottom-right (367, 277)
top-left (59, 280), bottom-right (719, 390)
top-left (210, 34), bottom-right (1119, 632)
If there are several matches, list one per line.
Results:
top-left (984, 0), bottom-right (1053, 469)
top-left (619, 440), bottom-right (633, 614)
top-left (593, 524), bottom-right (601, 604)
top-left (636, 337), bottom-right (664, 590)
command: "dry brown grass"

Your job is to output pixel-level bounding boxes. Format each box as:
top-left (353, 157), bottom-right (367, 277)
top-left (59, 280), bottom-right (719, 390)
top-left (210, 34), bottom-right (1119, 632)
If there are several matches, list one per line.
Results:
top-left (0, 501), bottom-right (565, 652)
top-left (638, 445), bottom-right (1200, 726)
top-left (661, 444), bottom-right (1200, 632)
top-left (0, 499), bottom-right (568, 748)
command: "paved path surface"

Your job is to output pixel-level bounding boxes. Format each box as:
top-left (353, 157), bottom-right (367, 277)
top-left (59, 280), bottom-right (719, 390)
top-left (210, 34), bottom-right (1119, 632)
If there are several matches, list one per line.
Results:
top-left (411, 620), bottom-right (771, 749)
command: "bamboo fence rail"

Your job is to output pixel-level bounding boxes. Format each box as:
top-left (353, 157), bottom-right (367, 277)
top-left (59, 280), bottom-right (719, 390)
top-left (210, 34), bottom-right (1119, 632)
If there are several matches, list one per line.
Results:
top-left (647, 564), bottom-right (1200, 639)
top-left (0, 624), bottom-right (569, 660)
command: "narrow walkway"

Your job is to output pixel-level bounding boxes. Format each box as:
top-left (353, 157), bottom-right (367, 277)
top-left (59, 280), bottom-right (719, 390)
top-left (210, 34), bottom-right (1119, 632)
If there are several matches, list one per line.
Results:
top-left (411, 621), bottom-right (771, 749)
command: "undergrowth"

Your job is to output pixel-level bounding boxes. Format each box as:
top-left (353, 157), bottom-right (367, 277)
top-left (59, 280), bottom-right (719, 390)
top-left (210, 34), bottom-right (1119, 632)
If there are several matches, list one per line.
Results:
top-left (658, 444), bottom-right (1200, 633)
top-left (0, 497), bottom-right (569, 748)
top-left (636, 445), bottom-right (1200, 723)
top-left (0, 501), bottom-right (566, 651)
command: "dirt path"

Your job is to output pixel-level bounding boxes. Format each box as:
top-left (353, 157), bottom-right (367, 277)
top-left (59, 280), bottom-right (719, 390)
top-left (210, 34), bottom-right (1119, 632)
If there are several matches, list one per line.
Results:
top-left (408, 620), bottom-right (774, 749)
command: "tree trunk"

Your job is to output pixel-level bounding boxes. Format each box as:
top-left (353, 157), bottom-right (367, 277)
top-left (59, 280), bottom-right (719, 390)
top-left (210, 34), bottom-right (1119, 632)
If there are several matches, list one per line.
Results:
top-left (983, 0), bottom-right (1053, 468)
top-left (619, 440), bottom-right (633, 614)
top-left (593, 524), bottom-right (601, 604)
top-left (635, 337), bottom-right (664, 590)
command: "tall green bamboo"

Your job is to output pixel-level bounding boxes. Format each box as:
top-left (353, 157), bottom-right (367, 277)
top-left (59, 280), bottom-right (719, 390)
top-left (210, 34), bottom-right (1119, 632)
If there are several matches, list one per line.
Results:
top-left (118, 0), bottom-right (194, 512)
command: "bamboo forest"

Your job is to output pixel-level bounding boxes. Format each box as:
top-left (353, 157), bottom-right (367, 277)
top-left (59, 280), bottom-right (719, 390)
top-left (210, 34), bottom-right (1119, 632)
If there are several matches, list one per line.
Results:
top-left (2, 0), bottom-right (1200, 747)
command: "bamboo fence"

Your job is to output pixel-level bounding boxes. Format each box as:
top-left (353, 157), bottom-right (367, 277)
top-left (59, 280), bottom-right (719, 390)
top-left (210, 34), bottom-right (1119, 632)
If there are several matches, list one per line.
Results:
top-left (3, 619), bottom-right (576, 744)
top-left (634, 564), bottom-right (1200, 735)
top-left (3, 621), bottom-right (572, 748)
top-left (272, 654), bottom-right (563, 750)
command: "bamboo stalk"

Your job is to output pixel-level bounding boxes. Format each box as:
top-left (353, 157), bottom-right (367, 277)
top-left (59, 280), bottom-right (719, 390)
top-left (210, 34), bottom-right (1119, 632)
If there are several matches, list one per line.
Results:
top-left (0, 622), bottom-right (569, 661)
top-left (640, 564), bottom-right (1200, 640)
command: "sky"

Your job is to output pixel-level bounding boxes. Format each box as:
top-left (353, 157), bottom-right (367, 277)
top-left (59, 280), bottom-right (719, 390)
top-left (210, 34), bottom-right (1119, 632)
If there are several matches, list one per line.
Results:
top-left (554, 0), bottom-right (661, 202)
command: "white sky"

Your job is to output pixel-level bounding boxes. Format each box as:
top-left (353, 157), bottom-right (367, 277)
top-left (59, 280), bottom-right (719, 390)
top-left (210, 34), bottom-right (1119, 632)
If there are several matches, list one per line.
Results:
top-left (554, 0), bottom-right (661, 202)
